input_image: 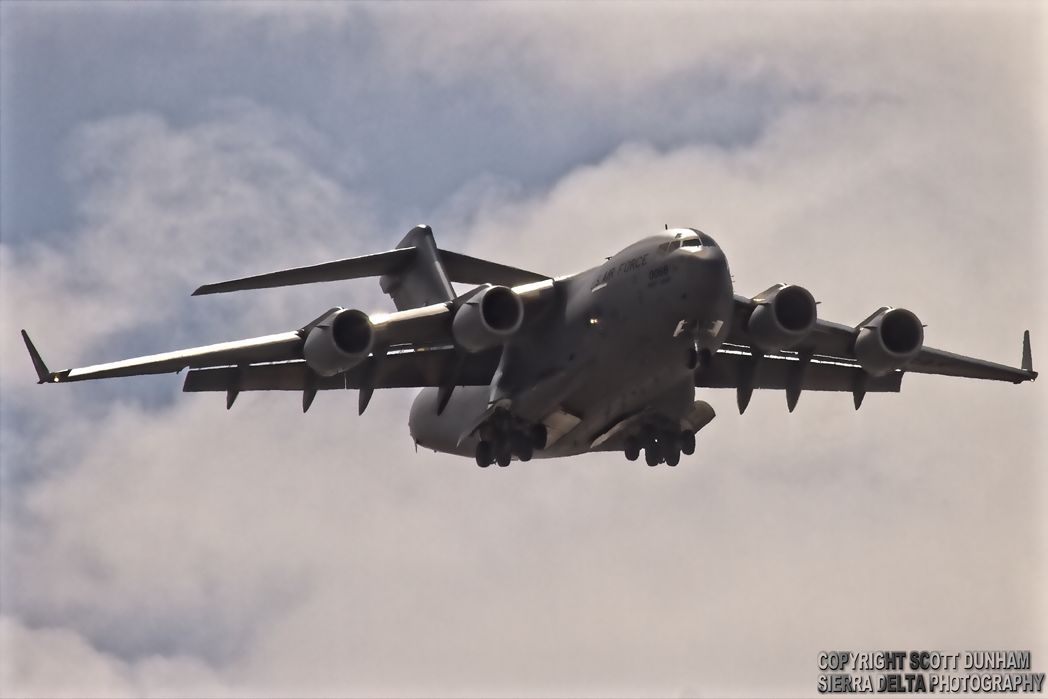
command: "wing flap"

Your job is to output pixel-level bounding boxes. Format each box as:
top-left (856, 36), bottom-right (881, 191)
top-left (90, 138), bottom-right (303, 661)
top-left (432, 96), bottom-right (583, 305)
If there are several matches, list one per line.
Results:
top-left (183, 348), bottom-right (501, 393)
top-left (697, 347), bottom-right (903, 392)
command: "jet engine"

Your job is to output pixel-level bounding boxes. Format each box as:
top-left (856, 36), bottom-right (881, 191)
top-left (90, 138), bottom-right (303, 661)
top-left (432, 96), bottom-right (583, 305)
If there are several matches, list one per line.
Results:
top-left (853, 307), bottom-right (924, 376)
top-left (452, 285), bottom-right (524, 352)
top-left (746, 284), bottom-right (818, 351)
top-left (303, 308), bottom-right (377, 376)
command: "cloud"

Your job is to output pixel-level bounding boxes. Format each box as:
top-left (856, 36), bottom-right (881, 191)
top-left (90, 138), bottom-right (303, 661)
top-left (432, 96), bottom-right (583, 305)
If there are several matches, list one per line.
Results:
top-left (0, 616), bottom-right (228, 699)
top-left (2, 4), bottom-right (1044, 698)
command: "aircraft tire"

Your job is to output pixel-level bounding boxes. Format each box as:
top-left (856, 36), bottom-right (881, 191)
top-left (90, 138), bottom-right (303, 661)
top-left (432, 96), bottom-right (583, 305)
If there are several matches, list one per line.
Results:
top-left (645, 445), bottom-right (661, 467)
top-left (680, 430), bottom-right (696, 456)
top-left (512, 433), bottom-right (534, 462)
top-left (665, 448), bottom-right (680, 467)
top-left (476, 441), bottom-right (493, 468)
top-left (496, 443), bottom-right (512, 467)
top-left (624, 437), bottom-right (640, 461)
top-left (529, 424), bottom-right (548, 450)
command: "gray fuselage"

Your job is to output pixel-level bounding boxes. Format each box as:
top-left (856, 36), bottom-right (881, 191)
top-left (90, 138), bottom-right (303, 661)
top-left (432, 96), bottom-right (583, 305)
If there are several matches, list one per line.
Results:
top-left (409, 229), bottom-right (734, 459)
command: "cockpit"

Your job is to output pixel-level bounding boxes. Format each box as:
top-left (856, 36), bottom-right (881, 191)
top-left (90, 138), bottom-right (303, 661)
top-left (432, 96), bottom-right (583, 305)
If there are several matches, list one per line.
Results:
top-left (684, 229), bottom-right (718, 247)
top-left (660, 229), bottom-right (718, 253)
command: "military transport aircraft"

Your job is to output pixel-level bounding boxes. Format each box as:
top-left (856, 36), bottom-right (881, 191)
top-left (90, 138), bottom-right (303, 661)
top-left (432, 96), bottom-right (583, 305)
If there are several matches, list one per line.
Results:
top-left (21, 225), bottom-right (1036, 467)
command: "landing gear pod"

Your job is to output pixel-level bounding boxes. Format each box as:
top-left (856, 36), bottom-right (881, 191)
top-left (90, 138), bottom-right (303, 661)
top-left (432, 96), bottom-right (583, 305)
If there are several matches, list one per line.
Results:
top-left (854, 307), bottom-right (924, 376)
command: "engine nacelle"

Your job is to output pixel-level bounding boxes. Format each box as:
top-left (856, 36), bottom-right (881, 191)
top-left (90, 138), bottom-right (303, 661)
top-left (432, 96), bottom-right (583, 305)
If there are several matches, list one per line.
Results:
top-left (303, 308), bottom-right (377, 376)
top-left (853, 307), bottom-right (924, 376)
top-left (746, 284), bottom-right (818, 351)
top-left (452, 285), bottom-right (524, 352)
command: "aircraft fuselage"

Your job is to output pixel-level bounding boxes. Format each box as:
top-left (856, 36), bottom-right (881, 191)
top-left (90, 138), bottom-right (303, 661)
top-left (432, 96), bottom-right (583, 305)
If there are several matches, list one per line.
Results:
top-left (409, 229), bottom-right (734, 458)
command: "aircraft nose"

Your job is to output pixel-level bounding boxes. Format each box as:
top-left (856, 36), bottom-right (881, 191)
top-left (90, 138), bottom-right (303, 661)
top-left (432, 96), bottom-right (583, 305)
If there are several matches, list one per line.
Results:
top-left (677, 243), bottom-right (731, 297)
top-left (683, 243), bottom-right (727, 274)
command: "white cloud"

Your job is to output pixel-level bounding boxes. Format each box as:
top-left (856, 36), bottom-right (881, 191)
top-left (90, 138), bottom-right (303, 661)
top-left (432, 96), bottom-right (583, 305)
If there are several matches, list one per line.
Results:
top-left (2, 4), bottom-right (1044, 698)
top-left (0, 616), bottom-right (228, 699)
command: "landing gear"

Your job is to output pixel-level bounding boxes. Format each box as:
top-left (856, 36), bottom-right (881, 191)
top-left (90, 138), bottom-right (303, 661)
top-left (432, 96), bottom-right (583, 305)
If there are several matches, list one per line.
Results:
top-left (475, 413), bottom-right (546, 469)
top-left (475, 440), bottom-right (493, 468)
top-left (529, 424), bottom-right (548, 450)
top-left (680, 430), bottom-right (696, 456)
top-left (627, 424), bottom-right (698, 466)
top-left (624, 437), bottom-right (640, 462)
top-left (511, 432), bottom-right (533, 462)
top-left (660, 431), bottom-right (680, 467)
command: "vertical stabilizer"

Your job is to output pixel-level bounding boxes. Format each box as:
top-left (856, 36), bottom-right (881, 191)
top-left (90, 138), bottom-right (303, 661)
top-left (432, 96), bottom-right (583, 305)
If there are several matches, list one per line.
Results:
top-left (380, 225), bottom-right (456, 310)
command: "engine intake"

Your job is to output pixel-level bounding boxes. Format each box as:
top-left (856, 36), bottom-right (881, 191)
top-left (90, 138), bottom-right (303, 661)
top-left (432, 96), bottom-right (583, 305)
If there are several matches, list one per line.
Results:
top-left (853, 307), bottom-right (924, 376)
top-left (303, 308), bottom-right (377, 376)
top-left (746, 284), bottom-right (817, 351)
top-left (452, 285), bottom-right (524, 352)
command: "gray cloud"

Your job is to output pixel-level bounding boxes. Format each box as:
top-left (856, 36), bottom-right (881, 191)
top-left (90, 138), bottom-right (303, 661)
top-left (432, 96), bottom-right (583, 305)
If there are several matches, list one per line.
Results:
top-left (2, 3), bottom-right (1044, 698)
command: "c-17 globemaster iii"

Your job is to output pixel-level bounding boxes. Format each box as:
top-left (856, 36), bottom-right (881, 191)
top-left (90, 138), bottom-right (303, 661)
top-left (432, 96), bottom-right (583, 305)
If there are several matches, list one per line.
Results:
top-left (21, 225), bottom-right (1036, 467)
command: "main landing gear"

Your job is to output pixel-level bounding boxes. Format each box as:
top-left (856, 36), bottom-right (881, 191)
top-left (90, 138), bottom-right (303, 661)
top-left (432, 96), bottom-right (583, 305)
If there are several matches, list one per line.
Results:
top-left (475, 422), bottom-right (547, 468)
top-left (625, 428), bottom-right (697, 467)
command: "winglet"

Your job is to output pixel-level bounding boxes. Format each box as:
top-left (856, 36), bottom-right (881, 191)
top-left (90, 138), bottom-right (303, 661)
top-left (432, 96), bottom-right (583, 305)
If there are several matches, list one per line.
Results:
top-left (1021, 330), bottom-right (1035, 377)
top-left (21, 330), bottom-right (53, 384)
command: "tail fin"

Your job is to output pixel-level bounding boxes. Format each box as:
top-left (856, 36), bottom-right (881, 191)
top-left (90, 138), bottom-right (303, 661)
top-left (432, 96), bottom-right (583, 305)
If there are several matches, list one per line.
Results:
top-left (379, 225), bottom-right (455, 310)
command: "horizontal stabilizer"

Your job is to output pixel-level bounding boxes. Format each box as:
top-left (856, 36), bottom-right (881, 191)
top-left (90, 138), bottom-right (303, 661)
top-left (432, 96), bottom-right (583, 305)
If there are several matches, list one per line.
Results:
top-left (193, 247), bottom-right (549, 296)
top-left (193, 248), bottom-right (416, 296)
top-left (438, 250), bottom-right (549, 287)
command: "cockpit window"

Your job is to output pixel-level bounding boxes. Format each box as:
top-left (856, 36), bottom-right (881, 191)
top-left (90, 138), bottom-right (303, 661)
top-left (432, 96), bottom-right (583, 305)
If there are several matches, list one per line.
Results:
top-left (679, 228), bottom-right (718, 248)
top-left (682, 233), bottom-right (717, 248)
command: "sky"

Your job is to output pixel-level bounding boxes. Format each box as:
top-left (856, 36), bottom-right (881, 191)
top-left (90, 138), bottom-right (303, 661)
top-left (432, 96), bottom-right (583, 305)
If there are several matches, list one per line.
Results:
top-left (1, 2), bottom-right (1045, 697)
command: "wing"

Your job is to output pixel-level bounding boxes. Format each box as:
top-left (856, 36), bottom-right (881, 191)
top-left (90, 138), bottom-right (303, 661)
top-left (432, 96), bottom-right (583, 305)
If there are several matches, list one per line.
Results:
top-left (704, 294), bottom-right (1036, 412)
top-left (22, 280), bottom-right (560, 411)
top-left (22, 328), bottom-right (304, 383)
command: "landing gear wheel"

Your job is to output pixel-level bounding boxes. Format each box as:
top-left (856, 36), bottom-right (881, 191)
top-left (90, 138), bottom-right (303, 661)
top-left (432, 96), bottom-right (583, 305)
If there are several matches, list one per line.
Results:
top-left (475, 441), bottom-right (493, 468)
top-left (644, 445), bottom-right (661, 467)
top-left (659, 431), bottom-right (680, 467)
top-left (624, 437), bottom-right (640, 462)
top-left (496, 443), bottom-right (512, 467)
top-left (680, 430), bottom-right (696, 456)
top-left (511, 433), bottom-right (534, 462)
top-left (529, 424), bottom-right (548, 450)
